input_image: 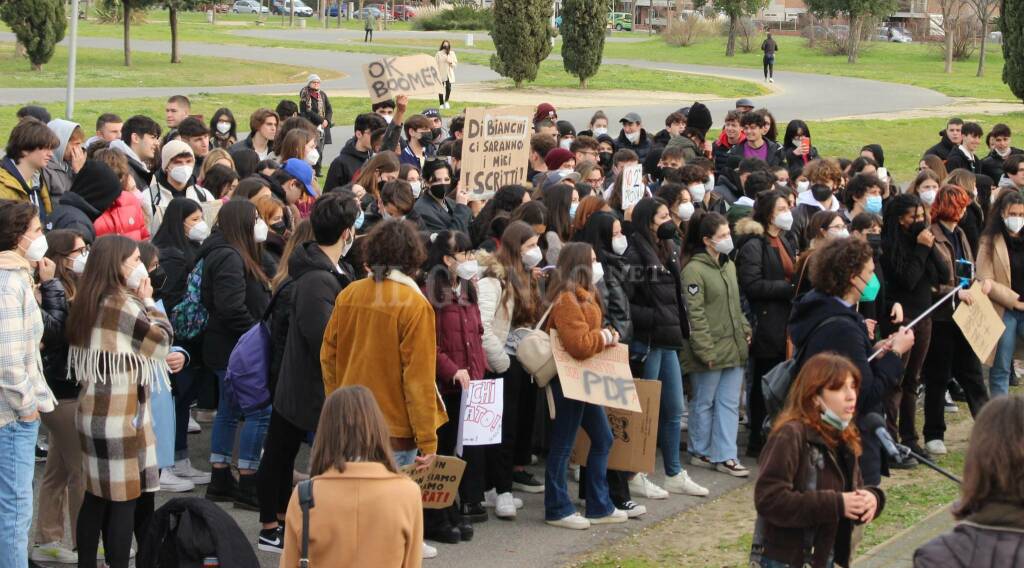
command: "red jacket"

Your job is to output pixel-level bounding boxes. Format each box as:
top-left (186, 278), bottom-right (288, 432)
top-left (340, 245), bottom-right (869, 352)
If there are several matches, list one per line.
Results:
top-left (427, 282), bottom-right (486, 395)
top-left (94, 192), bottom-right (150, 241)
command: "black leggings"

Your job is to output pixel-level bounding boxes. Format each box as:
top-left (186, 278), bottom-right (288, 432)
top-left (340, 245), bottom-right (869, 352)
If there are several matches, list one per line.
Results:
top-left (256, 409), bottom-right (308, 524)
top-left (763, 55), bottom-right (774, 79)
top-left (921, 320), bottom-right (990, 442)
top-left (77, 491), bottom-right (155, 568)
top-left (364, 28), bottom-right (373, 42)
top-left (438, 81), bottom-right (452, 105)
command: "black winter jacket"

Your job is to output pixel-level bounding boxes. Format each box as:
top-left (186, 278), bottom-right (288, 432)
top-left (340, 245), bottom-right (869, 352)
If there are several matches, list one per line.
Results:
top-left (138, 496), bottom-right (259, 568)
top-left (735, 218), bottom-right (797, 359)
top-left (623, 235), bottom-right (689, 349)
top-left (274, 242), bottom-right (353, 432)
top-left (600, 251), bottom-right (633, 343)
top-left (46, 192), bottom-right (98, 243)
top-left (38, 279), bottom-right (78, 400)
top-left (783, 144), bottom-right (821, 171)
top-left (788, 290), bottom-right (904, 485)
top-left (924, 131), bottom-right (957, 160)
top-left (323, 137), bottom-right (370, 192)
top-left (914, 502), bottom-right (1024, 568)
top-left (881, 231), bottom-right (949, 319)
top-left (980, 147), bottom-right (1024, 183)
top-left (197, 231), bottom-right (270, 371)
top-left (413, 194), bottom-right (472, 234)
top-left (614, 128), bottom-right (654, 162)
top-left (945, 148), bottom-right (978, 174)
top-left (126, 156), bottom-right (153, 197)
top-left (157, 242), bottom-right (200, 315)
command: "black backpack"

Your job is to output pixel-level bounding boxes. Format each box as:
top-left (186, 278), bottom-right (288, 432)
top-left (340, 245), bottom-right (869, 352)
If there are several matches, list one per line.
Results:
top-left (762, 316), bottom-right (845, 421)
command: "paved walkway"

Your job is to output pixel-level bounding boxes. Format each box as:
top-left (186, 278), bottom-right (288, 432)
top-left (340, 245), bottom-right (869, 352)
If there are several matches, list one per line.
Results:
top-left (854, 505), bottom-right (956, 568)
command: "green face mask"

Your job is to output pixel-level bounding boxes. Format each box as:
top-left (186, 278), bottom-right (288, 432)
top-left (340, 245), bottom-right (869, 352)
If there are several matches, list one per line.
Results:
top-left (818, 397), bottom-right (850, 431)
top-left (857, 273), bottom-right (880, 303)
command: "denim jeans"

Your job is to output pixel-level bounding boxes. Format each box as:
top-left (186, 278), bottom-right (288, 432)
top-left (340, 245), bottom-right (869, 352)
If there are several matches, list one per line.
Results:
top-left (990, 310), bottom-right (1024, 397)
top-left (394, 449), bottom-right (418, 468)
top-left (688, 366), bottom-right (744, 463)
top-left (634, 343), bottom-right (685, 477)
top-left (150, 374), bottom-right (176, 469)
top-left (209, 369), bottom-right (272, 470)
top-left (0, 418), bottom-right (39, 568)
top-left (544, 379), bottom-right (614, 520)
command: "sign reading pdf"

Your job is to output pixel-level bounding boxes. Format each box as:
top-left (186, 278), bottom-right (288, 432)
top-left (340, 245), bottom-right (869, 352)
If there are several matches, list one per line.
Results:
top-left (462, 106), bottom-right (533, 200)
top-left (458, 378), bottom-right (503, 447)
top-left (621, 164), bottom-right (645, 211)
top-left (400, 456), bottom-right (467, 509)
top-left (550, 330), bottom-right (641, 412)
top-left (362, 54), bottom-right (444, 104)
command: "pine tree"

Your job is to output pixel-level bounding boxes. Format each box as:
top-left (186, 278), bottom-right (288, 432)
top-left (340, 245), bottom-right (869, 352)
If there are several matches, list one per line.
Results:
top-left (0, 0), bottom-right (66, 71)
top-left (489, 0), bottom-right (553, 88)
top-left (1002, 0), bottom-right (1024, 100)
top-left (561, 0), bottom-right (606, 88)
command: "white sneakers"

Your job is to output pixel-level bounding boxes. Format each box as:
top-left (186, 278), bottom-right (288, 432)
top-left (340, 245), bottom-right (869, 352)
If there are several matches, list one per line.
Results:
top-left (925, 439), bottom-right (948, 455)
top-left (590, 508), bottom-right (628, 525)
top-left (494, 491), bottom-right (518, 519)
top-left (188, 416), bottom-right (202, 433)
top-left (482, 488), bottom-right (523, 510)
top-left (31, 542), bottom-right (77, 564)
top-left (173, 458), bottom-right (212, 485)
top-left (546, 512), bottom-right (590, 530)
top-left (628, 473), bottom-right (669, 500)
top-left (159, 468), bottom-right (196, 492)
top-left (664, 470), bottom-right (710, 496)
top-left (422, 542), bottom-right (438, 559)
top-left (442, 102), bottom-right (451, 109)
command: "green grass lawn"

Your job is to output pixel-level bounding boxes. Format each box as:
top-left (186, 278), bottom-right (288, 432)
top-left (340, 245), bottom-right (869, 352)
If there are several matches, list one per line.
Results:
top-left (0, 42), bottom-right (338, 88)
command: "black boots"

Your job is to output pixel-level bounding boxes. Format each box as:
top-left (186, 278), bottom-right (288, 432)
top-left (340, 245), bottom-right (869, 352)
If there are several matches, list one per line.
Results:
top-left (205, 466), bottom-right (236, 502)
top-left (234, 473), bottom-right (260, 511)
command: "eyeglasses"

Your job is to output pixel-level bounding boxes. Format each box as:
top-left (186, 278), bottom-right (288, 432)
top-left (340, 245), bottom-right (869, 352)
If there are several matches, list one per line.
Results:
top-left (578, 150), bottom-right (598, 158)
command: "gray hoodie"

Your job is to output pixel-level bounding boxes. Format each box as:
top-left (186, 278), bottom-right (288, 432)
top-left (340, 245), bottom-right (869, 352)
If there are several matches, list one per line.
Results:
top-left (42, 119), bottom-right (81, 201)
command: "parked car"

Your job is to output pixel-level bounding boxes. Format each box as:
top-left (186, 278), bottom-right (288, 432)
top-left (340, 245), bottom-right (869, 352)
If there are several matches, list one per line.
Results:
top-left (392, 4), bottom-right (416, 20)
top-left (271, 0), bottom-right (313, 16)
top-left (197, 2), bottom-right (231, 12)
top-left (989, 30), bottom-right (1003, 43)
top-left (877, 26), bottom-right (912, 43)
top-left (232, 0), bottom-right (269, 14)
top-left (608, 11), bottom-right (633, 31)
top-left (327, 2), bottom-right (345, 17)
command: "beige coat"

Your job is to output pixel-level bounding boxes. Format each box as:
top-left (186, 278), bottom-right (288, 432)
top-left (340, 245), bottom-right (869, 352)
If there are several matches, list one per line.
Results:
top-left (281, 463), bottom-right (423, 568)
top-left (436, 49), bottom-right (457, 85)
top-left (977, 234), bottom-right (1022, 316)
top-left (477, 251), bottom-right (514, 374)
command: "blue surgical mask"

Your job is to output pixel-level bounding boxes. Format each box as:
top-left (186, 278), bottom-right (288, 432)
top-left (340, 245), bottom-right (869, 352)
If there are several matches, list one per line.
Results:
top-left (354, 209), bottom-right (365, 230)
top-left (865, 195), bottom-right (883, 214)
top-left (569, 202), bottom-right (579, 220)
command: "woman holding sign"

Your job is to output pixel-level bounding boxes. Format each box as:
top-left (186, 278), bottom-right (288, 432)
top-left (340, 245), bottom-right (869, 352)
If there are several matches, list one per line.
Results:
top-left (543, 242), bottom-right (624, 530)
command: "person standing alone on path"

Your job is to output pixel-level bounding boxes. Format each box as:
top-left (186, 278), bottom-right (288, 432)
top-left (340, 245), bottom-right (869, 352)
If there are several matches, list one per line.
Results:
top-left (364, 9), bottom-right (376, 42)
top-left (436, 40), bottom-right (458, 110)
top-left (761, 33), bottom-right (778, 84)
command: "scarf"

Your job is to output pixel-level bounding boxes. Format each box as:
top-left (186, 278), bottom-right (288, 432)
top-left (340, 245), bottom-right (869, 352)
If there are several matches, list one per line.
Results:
top-left (68, 294), bottom-right (171, 388)
top-left (387, 269), bottom-right (426, 298)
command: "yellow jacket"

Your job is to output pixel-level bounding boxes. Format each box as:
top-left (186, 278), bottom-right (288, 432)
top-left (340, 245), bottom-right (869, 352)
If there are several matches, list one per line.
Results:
top-left (0, 160), bottom-right (52, 215)
top-left (320, 271), bottom-right (447, 454)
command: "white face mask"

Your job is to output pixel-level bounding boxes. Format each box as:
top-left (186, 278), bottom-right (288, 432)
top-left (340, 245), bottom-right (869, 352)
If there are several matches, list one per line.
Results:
top-left (456, 259), bottom-right (479, 281)
top-left (216, 122), bottom-right (231, 135)
top-left (1006, 216), bottom-right (1024, 234)
top-left (22, 234), bottom-right (48, 262)
top-left (187, 220), bottom-right (210, 242)
top-left (71, 251), bottom-right (88, 275)
top-left (797, 180), bottom-right (810, 193)
top-left (919, 189), bottom-right (937, 206)
top-left (688, 183), bottom-right (706, 203)
top-left (712, 236), bottom-right (734, 255)
top-left (625, 130), bottom-right (640, 144)
top-left (593, 127), bottom-right (608, 137)
top-left (773, 210), bottom-right (794, 231)
top-left (611, 234), bottom-right (628, 255)
top-left (341, 231), bottom-right (355, 257)
top-left (254, 218), bottom-right (269, 243)
top-left (828, 227), bottom-right (850, 239)
top-left (559, 139), bottom-right (573, 150)
top-left (382, 114), bottom-right (394, 125)
top-left (409, 181), bottom-right (422, 198)
top-left (591, 261), bottom-right (604, 284)
top-left (169, 165), bottom-right (192, 185)
top-left (126, 262), bottom-right (148, 290)
top-left (678, 202), bottom-right (695, 221)
top-left (305, 148), bottom-right (320, 166)
top-left (522, 247), bottom-right (542, 269)
top-left (704, 175), bottom-right (715, 194)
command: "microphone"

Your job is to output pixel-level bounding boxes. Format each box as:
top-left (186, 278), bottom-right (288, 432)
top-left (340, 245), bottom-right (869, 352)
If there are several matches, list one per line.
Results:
top-left (863, 413), bottom-right (903, 464)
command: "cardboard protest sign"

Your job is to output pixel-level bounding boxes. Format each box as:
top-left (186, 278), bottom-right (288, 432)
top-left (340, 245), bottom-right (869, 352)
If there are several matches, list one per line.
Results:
top-left (953, 282), bottom-right (1005, 365)
top-left (551, 330), bottom-right (641, 412)
top-left (462, 106), bottom-right (533, 200)
top-left (400, 456), bottom-right (467, 509)
top-left (458, 378), bottom-right (503, 448)
top-left (570, 379), bottom-right (662, 473)
top-left (362, 54), bottom-right (444, 104)
top-left (621, 163), bottom-right (645, 211)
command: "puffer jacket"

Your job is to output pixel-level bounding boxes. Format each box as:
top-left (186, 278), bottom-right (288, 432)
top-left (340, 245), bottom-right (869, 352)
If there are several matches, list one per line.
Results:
top-left (38, 278), bottom-right (79, 400)
top-left (427, 281), bottom-right (486, 396)
top-left (0, 157), bottom-right (52, 221)
top-left (600, 251), bottom-right (633, 343)
top-left (735, 217), bottom-right (797, 359)
top-left (614, 128), bottom-right (653, 162)
top-left (914, 502), bottom-right (1024, 568)
top-left (94, 192), bottom-right (150, 241)
top-left (712, 130), bottom-right (745, 179)
top-left (477, 251), bottom-right (514, 374)
top-left (46, 191), bottom-right (99, 243)
top-left (679, 251), bottom-right (750, 372)
top-left (622, 234), bottom-right (689, 349)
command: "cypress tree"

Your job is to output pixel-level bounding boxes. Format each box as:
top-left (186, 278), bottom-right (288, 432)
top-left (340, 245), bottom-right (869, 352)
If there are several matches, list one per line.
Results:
top-left (0, 0), bottom-right (66, 71)
top-left (490, 0), bottom-right (553, 88)
top-left (1002, 0), bottom-right (1024, 101)
top-left (561, 0), bottom-right (606, 88)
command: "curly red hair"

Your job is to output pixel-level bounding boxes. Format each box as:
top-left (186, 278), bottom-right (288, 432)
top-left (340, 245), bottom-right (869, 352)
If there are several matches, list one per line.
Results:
top-left (772, 352), bottom-right (862, 455)
top-left (931, 184), bottom-right (971, 223)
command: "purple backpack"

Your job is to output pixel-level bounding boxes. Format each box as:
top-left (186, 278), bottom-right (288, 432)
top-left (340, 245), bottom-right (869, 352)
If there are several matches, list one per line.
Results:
top-left (223, 283), bottom-right (291, 413)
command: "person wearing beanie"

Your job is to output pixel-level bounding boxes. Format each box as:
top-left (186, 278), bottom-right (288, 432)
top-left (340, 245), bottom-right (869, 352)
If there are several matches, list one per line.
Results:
top-left (141, 139), bottom-right (214, 232)
top-left (45, 160), bottom-right (123, 243)
top-left (42, 119), bottom-right (87, 202)
top-left (686, 102), bottom-right (714, 137)
top-left (299, 74), bottom-right (332, 176)
top-left (545, 148), bottom-right (576, 172)
top-left (556, 120), bottom-right (576, 150)
top-left (534, 102), bottom-right (558, 125)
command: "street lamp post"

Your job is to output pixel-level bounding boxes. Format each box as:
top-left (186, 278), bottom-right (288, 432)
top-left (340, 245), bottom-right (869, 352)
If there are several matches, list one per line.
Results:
top-left (66, 0), bottom-right (81, 119)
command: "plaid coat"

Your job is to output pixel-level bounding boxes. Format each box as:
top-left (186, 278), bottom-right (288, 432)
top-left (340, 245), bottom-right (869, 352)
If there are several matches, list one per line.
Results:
top-left (71, 293), bottom-right (172, 501)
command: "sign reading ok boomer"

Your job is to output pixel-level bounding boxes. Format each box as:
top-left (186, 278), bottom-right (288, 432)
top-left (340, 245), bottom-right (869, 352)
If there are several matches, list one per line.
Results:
top-left (462, 106), bottom-right (533, 200)
top-left (362, 54), bottom-right (443, 104)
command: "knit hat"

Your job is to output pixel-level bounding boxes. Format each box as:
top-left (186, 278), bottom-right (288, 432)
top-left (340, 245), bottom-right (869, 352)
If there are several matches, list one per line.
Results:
top-left (160, 139), bottom-right (194, 169)
top-left (70, 160), bottom-right (123, 218)
top-left (534, 103), bottom-right (557, 124)
top-left (686, 102), bottom-right (713, 136)
top-left (545, 148), bottom-right (575, 171)
top-left (307, 73), bottom-right (321, 84)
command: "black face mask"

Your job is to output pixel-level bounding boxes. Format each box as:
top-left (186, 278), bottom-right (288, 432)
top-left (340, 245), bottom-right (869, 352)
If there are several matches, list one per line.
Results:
top-left (599, 151), bottom-right (613, 169)
top-left (649, 166), bottom-right (665, 183)
top-left (811, 184), bottom-right (833, 203)
top-left (866, 233), bottom-right (882, 252)
top-left (430, 183), bottom-right (450, 199)
top-left (149, 266), bottom-right (167, 292)
top-left (656, 220), bottom-right (677, 240)
top-left (270, 221), bottom-right (287, 235)
top-left (908, 221), bottom-right (928, 236)
top-left (431, 128), bottom-right (444, 142)
top-left (419, 130), bottom-right (434, 145)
